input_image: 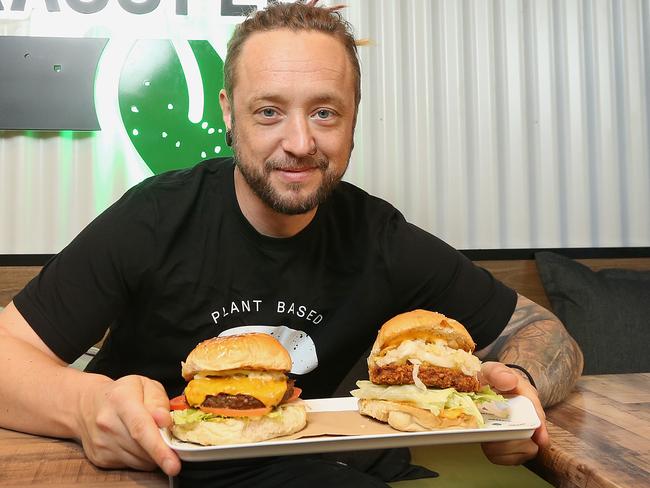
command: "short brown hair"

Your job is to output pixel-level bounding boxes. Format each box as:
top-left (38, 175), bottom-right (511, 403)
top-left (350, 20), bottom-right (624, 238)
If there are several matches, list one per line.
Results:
top-left (223, 1), bottom-right (361, 109)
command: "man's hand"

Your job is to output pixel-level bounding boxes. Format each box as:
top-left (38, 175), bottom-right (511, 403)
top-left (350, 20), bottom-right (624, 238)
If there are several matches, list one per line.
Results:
top-left (474, 294), bottom-right (583, 464)
top-left (479, 361), bottom-right (549, 465)
top-left (76, 374), bottom-right (181, 476)
top-left (0, 303), bottom-right (181, 476)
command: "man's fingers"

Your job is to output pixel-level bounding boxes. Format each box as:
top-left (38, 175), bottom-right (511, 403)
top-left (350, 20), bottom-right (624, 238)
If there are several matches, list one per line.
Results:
top-left (533, 421), bottom-right (550, 448)
top-left (117, 394), bottom-right (180, 476)
top-left (151, 406), bottom-right (173, 428)
top-left (88, 408), bottom-right (161, 471)
top-left (479, 362), bottom-right (550, 454)
top-left (480, 361), bottom-right (519, 392)
top-left (142, 378), bottom-right (170, 410)
top-left (89, 442), bottom-right (159, 471)
top-left (142, 378), bottom-right (173, 428)
top-left (78, 375), bottom-right (181, 476)
top-left (481, 439), bottom-right (539, 465)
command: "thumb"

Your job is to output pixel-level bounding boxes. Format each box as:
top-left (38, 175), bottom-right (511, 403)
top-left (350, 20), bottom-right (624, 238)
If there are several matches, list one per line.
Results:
top-left (480, 361), bottom-right (519, 393)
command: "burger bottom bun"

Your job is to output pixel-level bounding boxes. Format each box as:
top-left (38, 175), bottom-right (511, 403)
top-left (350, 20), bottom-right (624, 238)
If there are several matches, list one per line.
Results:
top-left (170, 402), bottom-right (307, 446)
top-left (358, 399), bottom-right (478, 432)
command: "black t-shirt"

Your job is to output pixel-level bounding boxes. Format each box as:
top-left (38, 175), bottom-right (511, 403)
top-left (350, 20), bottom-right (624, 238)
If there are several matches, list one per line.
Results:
top-left (14, 159), bottom-right (516, 399)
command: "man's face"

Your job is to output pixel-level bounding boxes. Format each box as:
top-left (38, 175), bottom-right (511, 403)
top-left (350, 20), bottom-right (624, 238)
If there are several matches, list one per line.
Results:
top-left (220, 29), bottom-right (357, 215)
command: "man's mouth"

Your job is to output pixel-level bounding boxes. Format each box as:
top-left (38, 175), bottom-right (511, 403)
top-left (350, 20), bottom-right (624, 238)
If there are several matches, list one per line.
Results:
top-left (279, 166), bottom-right (315, 172)
top-left (274, 166), bottom-right (319, 182)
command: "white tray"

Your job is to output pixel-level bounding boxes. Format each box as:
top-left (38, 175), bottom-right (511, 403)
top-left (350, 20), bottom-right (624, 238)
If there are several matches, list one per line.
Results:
top-left (160, 396), bottom-right (540, 462)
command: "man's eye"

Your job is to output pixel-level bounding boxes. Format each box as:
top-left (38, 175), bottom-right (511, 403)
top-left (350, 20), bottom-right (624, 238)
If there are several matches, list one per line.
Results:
top-left (261, 108), bottom-right (277, 117)
top-left (315, 109), bottom-right (333, 119)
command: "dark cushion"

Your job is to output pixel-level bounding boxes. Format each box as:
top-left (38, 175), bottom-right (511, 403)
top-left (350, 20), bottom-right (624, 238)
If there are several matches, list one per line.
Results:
top-left (535, 251), bottom-right (650, 374)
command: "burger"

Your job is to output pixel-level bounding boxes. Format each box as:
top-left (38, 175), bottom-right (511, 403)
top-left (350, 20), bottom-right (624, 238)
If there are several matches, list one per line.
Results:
top-left (168, 333), bottom-right (307, 445)
top-left (351, 310), bottom-right (506, 431)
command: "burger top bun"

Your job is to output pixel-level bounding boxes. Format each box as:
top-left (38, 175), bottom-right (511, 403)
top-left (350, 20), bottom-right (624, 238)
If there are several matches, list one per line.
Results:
top-left (181, 333), bottom-right (292, 380)
top-left (371, 310), bottom-right (476, 357)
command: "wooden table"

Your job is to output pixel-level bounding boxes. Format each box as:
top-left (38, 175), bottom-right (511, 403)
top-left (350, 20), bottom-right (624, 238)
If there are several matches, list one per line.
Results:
top-left (1, 374), bottom-right (647, 487)
top-left (0, 427), bottom-right (167, 487)
top-left (530, 373), bottom-right (650, 488)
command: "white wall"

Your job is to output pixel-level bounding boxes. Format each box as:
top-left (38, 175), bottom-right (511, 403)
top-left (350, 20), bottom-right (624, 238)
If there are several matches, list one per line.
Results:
top-left (1, 0), bottom-right (649, 254)
top-left (344, 0), bottom-right (650, 249)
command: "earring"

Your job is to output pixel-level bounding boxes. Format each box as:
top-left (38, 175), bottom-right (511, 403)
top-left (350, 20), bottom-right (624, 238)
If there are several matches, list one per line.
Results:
top-left (225, 129), bottom-right (233, 147)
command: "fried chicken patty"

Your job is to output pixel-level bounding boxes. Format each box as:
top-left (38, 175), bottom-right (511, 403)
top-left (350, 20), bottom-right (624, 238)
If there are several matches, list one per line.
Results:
top-left (369, 363), bottom-right (480, 392)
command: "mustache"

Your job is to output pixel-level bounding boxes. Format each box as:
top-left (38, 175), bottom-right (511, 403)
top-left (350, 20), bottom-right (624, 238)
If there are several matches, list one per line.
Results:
top-left (265, 156), bottom-right (329, 172)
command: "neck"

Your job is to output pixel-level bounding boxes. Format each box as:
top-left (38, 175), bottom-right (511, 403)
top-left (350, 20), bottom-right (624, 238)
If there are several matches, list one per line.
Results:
top-left (233, 167), bottom-right (317, 238)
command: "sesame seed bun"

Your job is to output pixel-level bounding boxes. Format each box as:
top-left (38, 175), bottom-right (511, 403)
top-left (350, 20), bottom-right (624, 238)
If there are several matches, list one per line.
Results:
top-left (181, 333), bottom-right (292, 380)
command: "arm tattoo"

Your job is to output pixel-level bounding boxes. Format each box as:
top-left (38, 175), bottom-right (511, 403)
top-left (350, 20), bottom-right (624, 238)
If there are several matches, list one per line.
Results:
top-left (477, 294), bottom-right (584, 407)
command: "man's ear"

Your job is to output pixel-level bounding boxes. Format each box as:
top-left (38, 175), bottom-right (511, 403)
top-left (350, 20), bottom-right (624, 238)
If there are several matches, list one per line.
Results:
top-left (219, 89), bottom-right (232, 130)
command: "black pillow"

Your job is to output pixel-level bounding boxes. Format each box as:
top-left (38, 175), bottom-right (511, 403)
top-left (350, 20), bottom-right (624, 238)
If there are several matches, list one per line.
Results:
top-left (535, 251), bottom-right (650, 374)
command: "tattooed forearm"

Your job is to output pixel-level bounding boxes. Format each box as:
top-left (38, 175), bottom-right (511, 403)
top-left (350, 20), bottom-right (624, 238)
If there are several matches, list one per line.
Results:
top-left (475, 295), bottom-right (559, 360)
top-left (483, 295), bottom-right (584, 407)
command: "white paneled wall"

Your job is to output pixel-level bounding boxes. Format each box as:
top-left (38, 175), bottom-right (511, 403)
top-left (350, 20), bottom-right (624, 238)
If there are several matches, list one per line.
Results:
top-left (344, 0), bottom-right (650, 249)
top-left (1, 0), bottom-right (649, 253)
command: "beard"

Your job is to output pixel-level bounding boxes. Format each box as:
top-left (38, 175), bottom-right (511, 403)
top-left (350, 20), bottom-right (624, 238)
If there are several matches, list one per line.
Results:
top-left (233, 140), bottom-right (347, 216)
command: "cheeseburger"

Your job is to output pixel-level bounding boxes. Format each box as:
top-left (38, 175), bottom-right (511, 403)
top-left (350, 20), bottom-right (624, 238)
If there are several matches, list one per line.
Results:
top-left (169, 333), bottom-right (306, 445)
top-left (351, 310), bottom-right (506, 431)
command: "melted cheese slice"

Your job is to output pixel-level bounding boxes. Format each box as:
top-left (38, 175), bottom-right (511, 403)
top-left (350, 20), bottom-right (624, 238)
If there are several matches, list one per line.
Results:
top-left (184, 375), bottom-right (287, 408)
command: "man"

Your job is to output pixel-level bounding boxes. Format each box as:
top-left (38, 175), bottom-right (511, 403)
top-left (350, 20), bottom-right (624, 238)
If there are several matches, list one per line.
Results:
top-left (0, 1), bottom-right (582, 486)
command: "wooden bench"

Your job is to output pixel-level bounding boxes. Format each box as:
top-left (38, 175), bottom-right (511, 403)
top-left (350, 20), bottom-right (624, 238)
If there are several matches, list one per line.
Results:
top-left (475, 257), bottom-right (650, 310)
top-left (3, 257), bottom-right (650, 309)
top-left (0, 266), bottom-right (41, 307)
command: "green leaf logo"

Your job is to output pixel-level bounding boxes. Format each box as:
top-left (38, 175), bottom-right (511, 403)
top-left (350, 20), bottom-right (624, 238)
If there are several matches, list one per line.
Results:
top-left (118, 39), bottom-right (232, 175)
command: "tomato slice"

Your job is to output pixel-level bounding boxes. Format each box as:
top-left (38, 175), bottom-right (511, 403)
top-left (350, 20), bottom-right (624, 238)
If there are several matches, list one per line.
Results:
top-left (199, 406), bottom-right (272, 417)
top-left (169, 395), bottom-right (190, 411)
top-left (285, 387), bottom-right (302, 403)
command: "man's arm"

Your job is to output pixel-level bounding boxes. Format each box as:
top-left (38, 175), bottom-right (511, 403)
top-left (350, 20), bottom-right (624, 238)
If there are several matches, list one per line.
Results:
top-left (0, 302), bottom-right (180, 475)
top-left (477, 294), bottom-right (584, 407)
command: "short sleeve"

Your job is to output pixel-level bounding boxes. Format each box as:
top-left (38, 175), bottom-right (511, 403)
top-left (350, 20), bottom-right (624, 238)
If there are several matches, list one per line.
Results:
top-left (13, 185), bottom-right (157, 363)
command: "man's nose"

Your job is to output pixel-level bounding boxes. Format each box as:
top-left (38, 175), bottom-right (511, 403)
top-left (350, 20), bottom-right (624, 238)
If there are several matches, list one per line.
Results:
top-left (281, 116), bottom-right (317, 157)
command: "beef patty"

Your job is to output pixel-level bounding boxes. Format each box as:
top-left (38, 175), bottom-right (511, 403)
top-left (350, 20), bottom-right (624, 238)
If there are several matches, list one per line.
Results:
top-left (201, 379), bottom-right (295, 409)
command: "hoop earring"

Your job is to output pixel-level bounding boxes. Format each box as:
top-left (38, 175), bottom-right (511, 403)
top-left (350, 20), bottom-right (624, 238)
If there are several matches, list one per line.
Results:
top-left (225, 129), bottom-right (233, 147)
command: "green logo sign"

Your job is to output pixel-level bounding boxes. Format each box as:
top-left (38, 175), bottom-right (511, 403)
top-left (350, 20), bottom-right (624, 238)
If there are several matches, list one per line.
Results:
top-left (118, 39), bottom-right (232, 175)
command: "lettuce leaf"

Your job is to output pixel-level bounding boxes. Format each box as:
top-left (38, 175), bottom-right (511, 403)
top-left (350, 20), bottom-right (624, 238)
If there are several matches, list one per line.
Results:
top-left (170, 408), bottom-right (215, 425)
top-left (350, 381), bottom-right (508, 427)
top-left (170, 407), bottom-right (285, 425)
top-left (468, 386), bottom-right (506, 404)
